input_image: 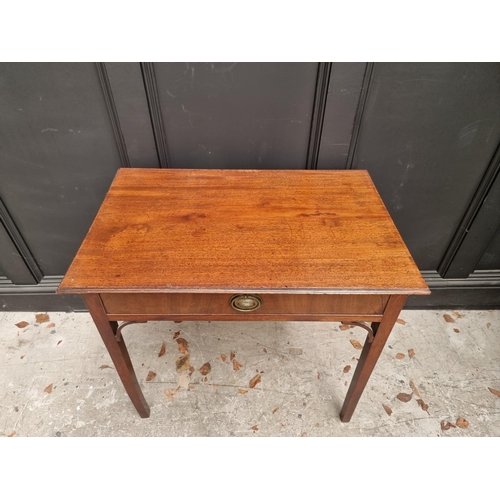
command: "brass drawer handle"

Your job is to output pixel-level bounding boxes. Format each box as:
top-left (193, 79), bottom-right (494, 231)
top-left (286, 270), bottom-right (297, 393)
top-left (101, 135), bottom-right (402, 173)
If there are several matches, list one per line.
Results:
top-left (230, 294), bottom-right (262, 312)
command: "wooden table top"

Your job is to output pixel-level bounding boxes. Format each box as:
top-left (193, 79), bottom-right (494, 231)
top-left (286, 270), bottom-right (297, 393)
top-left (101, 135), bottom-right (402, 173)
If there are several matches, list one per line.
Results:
top-left (58, 169), bottom-right (429, 295)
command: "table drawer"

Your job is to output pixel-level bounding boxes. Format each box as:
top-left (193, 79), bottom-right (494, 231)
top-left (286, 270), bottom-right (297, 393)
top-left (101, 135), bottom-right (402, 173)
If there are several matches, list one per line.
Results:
top-left (100, 293), bottom-right (389, 318)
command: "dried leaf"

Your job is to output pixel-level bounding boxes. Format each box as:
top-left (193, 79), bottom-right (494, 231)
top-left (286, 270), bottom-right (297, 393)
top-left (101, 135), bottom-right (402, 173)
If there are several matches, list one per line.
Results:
top-left (165, 389), bottom-right (176, 400)
top-left (488, 387), bottom-right (500, 397)
top-left (249, 374), bottom-right (261, 389)
top-left (176, 354), bottom-right (190, 373)
top-left (250, 425), bottom-right (258, 432)
top-left (177, 372), bottom-right (191, 389)
top-left (272, 407), bottom-right (279, 414)
top-left (443, 314), bottom-right (455, 323)
top-left (44, 383), bottom-right (53, 394)
top-left (15, 321), bottom-right (29, 328)
top-left (46, 323), bottom-right (55, 328)
top-left (487, 322), bottom-right (491, 329)
top-left (343, 365), bottom-right (351, 373)
top-left (440, 421), bottom-right (456, 431)
top-left (221, 354), bottom-right (227, 362)
top-left (230, 351), bottom-right (236, 361)
top-left (238, 389), bottom-right (248, 394)
top-left (176, 338), bottom-right (189, 354)
top-left (263, 348), bottom-right (267, 353)
top-left (233, 359), bottom-right (243, 371)
top-left (8, 431), bottom-right (16, 437)
top-left (409, 381), bottom-right (421, 399)
top-left (408, 349), bottom-right (415, 358)
top-left (174, 320), bottom-right (182, 323)
top-left (396, 353), bottom-right (406, 360)
top-left (158, 342), bottom-right (166, 357)
top-left (396, 318), bottom-right (406, 325)
top-left (340, 324), bottom-right (352, 331)
top-left (173, 331), bottom-right (180, 339)
top-left (453, 311), bottom-right (464, 318)
top-left (382, 404), bottom-right (392, 416)
top-left (36, 313), bottom-right (50, 324)
top-left (350, 339), bottom-right (363, 350)
top-left (20, 355), bottom-right (25, 360)
top-left (99, 365), bottom-right (112, 370)
top-left (453, 328), bottom-right (460, 333)
top-left (57, 340), bottom-right (62, 346)
top-left (188, 366), bottom-right (195, 376)
top-left (456, 417), bottom-right (469, 429)
top-left (198, 362), bottom-right (211, 375)
top-left (416, 399), bottom-right (429, 412)
top-left (145, 371), bottom-right (156, 382)
top-left (396, 392), bottom-right (412, 403)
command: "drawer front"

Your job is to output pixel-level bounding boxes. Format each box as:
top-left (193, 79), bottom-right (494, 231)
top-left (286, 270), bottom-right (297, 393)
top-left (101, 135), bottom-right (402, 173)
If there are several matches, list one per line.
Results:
top-left (100, 293), bottom-right (389, 317)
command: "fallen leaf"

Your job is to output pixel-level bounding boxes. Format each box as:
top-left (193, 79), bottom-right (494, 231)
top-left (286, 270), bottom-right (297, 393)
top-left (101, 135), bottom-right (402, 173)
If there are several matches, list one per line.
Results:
top-left (340, 324), bottom-right (352, 331)
top-left (453, 311), bottom-right (464, 318)
top-left (20, 355), bottom-right (25, 360)
top-left (487, 322), bottom-right (491, 329)
top-left (238, 389), bottom-right (248, 394)
top-left (272, 407), bottom-right (279, 414)
top-left (36, 313), bottom-right (50, 323)
top-left (233, 360), bottom-right (243, 371)
top-left (145, 371), bottom-right (156, 382)
top-left (8, 431), bottom-right (16, 437)
top-left (99, 365), bottom-right (112, 370)
top-left (46, 323), bottom-right (55, 328)
top-left (250, 425), bottom-right (258, 432)
top-left (165, 389), bottom-right (176, 400)
top-left (343, 365), bottom-right (351, 373)
top-left (441, 421), bottom-right (456, 431)
top-left (174, 320), bottom-right (182, 323)
top-left (176, 354), bottom-right (190, 373)
top-left (177, 372), bottom-right (191, 389)
top-left (350, 339), bottom-right (363, 350)
top-left (199, 362), bottom-right (211, 375)
top-left (396, 318), bottom-right (406, 325)
top-left (396, 353), bottom-right (406, 360)
top-left (289, 347), bottom-right (303, 355)
top-left (408, 349), bottom-right (415, 358)
top-left (158, 342), bottom-right (166, 357)
top-left (173, 331), bottom-right (180, 339)
top-left (188, 366), bottom-right (195, 376)
top-left (220, 354), bottom-right (227, 362)
top-left (456, 417), bottom-right (469, 429)
top-left (230, 351), bottom-right (236, 361)
top-left (488, 387), bottom-right (500, 397)
top-left (409, 381), bottom-right (421, 399)
top-left (249, 374), bottom-right (261, 389)
top-left (44, 383), bottom-right (53, 394)
top-left (453, 328), bottom-right (460, 333)
top-left (15, 321), bottom-right (29, 328)
top-left (382, 404), bottom-right (392, 416)
top-left (416, 399), bottom-right (429, 412)
top-left (443, 314), bottom-right (455, 323)
top-left (57, 340), bottom-right (62, 345)
top-left (396, 392), bottom-right (412, 403)
top-left (263, 348), bottom-right (267, 353)
top-left (176, 338), bottom-right (189, 354)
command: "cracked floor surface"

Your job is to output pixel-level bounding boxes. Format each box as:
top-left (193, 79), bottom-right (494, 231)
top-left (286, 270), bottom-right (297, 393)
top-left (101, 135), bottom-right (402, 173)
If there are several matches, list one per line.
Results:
top-left (1, 309), bottom-right (499, 436)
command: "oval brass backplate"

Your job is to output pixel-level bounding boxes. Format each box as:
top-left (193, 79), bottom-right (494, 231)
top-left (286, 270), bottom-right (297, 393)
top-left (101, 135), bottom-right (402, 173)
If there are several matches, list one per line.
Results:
top-left (230, 294), bottom-right (263, 312)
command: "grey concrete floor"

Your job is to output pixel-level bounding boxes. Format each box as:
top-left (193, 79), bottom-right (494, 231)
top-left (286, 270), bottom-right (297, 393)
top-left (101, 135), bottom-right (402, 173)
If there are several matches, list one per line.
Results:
top-left (1, 309), bottom-right (499, 437)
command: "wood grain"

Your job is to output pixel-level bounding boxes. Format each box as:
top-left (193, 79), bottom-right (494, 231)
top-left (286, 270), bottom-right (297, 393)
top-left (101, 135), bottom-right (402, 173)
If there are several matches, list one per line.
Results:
top-left (58, 169), bottom-right (429, 295)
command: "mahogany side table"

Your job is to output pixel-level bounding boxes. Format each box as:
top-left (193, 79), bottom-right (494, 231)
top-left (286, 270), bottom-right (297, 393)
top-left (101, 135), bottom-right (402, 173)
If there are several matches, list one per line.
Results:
top-left (57, 168), bottom-right (429, 421)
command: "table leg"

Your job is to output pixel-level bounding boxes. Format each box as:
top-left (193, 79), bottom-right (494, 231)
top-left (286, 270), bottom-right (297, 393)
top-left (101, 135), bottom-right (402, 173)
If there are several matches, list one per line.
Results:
top-left (340, 294), bottom-right (407, 422)
top-left (83, 294), bottom-right (150, 418)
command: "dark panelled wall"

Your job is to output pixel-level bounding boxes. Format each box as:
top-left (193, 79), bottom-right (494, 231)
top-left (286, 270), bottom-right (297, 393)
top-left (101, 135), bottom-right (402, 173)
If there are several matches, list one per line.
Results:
top-left (0, 62), bottom-right (499, 310)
